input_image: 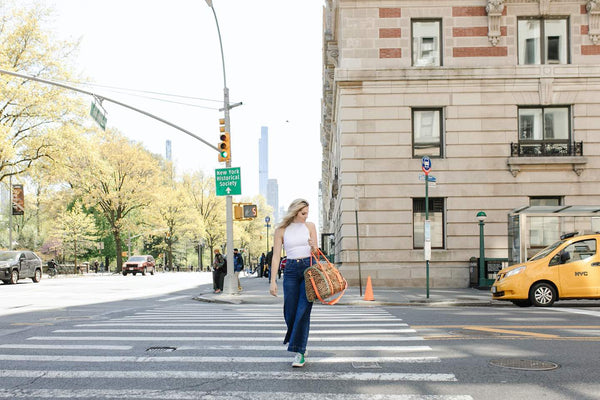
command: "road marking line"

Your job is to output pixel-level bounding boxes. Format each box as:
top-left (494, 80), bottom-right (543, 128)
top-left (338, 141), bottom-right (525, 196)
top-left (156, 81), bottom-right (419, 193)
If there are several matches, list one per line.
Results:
top-left (463, 327), bottom-right (558, 338)
top-left (0, 354), bottom-right (439, 363)
top-left (157, 295), bottom-right (190, 302)
top-left (175, 345), bottom-right (432, 352)
top-left (0, 389), bottom-right (472, 399)
top-left (0, 369), bottom-right (452, 381)
top-left (75, 322), bottom-right (408, 328)
top-left (53, 328), bottom-right (416, 334)
top-left (547, 308), bottom-right (600, 318)
top-left (0, 344), bottom-right (131, 350)
top-left (28, 335), bottom-right (425, 342)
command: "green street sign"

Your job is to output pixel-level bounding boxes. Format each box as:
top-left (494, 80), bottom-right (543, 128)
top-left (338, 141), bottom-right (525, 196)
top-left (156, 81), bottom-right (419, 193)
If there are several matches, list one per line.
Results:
top-left (90, 101), bottom-right (107, 130)
top-left (215, 167), bottom-right (241, 196)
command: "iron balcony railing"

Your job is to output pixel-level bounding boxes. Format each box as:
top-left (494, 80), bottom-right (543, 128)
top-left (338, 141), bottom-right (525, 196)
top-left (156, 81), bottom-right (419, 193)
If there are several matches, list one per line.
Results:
top-left (510, 141), bottom-right (583, 157)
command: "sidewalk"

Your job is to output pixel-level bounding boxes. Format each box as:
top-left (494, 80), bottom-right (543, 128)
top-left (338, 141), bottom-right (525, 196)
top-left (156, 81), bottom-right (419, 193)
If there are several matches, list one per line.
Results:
top-left (193, 273), bottom-right (505, 306)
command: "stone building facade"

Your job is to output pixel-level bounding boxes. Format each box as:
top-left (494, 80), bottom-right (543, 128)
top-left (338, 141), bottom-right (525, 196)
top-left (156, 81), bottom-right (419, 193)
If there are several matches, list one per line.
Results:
top-left (320, 0), bottom-right (600, 287)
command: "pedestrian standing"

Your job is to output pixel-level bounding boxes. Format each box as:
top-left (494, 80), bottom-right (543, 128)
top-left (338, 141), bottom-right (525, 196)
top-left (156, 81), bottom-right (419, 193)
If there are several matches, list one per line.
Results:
top-left (269, 199), bottom-right (318, 368)
top-left (212, 249), bottom-right (226, 293)
top-left (265, 247), bottom-right (274, 281)
top-left (233, 248), bottom-right (244, 291)
top-left (258, 253), bottom-right (266, 277)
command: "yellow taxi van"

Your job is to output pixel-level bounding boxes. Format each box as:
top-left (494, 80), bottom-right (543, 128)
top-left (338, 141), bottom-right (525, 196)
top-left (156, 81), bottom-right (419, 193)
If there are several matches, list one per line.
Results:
top-left (491, 232), bottom-right (600, 307)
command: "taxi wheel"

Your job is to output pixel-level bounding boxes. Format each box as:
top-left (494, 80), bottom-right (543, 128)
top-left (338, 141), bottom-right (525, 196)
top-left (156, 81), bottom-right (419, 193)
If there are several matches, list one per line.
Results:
top-left (530, 283), bottom-right (556, 307)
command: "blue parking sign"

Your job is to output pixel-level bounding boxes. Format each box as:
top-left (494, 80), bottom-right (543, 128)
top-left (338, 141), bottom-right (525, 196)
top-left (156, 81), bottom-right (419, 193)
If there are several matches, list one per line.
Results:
top-left (421, 156), bottom-right (432, 174)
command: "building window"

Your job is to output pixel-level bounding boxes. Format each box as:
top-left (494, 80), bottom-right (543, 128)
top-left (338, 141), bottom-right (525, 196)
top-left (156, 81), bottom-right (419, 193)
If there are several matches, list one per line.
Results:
top-left (530, 197), bottom-right (563, 207)
top-left (529, 197), bottom-right (563, 248)
top-left (517, 106), bottom-right (570, 156)
top-left (413, 198), bottom-right (445, 249)
top-left (412, 20), bottom-right (441, 66)
top-left (413, 108), bottom-right (443, 157)
top-left (518, 18), bottom-right (568, 65)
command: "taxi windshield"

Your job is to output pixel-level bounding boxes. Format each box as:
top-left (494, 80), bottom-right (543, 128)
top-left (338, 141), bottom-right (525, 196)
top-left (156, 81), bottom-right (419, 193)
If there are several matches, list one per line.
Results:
top-left (529, 240), bottom-right (564, 261)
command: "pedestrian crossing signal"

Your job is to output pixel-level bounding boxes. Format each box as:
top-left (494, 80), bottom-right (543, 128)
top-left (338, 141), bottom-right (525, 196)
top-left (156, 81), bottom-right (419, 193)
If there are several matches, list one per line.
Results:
top-left (243, 204), bottom-right (258, 219)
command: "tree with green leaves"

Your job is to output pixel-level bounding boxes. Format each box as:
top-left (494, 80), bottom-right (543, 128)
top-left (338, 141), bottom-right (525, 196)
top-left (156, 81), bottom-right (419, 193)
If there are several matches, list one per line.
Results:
top-left (0, 4), bottom-right (83, 184)
top-left (52, 201), bottom-right (98, 273)
top-left (67, 130), bottom-right (162, 272)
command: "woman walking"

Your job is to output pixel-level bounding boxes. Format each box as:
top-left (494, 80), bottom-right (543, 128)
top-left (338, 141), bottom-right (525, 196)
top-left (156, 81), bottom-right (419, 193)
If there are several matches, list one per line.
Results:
top-left (269, 199), bottom-right (318, 367)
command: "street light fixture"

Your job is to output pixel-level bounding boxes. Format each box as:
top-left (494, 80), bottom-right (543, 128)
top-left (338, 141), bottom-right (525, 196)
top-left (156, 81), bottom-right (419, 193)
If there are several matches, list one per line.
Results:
top-left (476, 211), bottom-right (487, 288)
top-left (205, 0), bottom-right (235, 294)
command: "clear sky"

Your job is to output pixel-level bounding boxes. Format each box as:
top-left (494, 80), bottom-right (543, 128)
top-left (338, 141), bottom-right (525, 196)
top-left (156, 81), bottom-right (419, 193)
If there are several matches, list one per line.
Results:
top-left (43, 0), bottom-right (324, 225)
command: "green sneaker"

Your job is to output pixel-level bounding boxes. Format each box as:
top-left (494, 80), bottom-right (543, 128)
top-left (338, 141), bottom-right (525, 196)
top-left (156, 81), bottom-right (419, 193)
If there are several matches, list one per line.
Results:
top-left (292, 352), bottom-right (305, 367)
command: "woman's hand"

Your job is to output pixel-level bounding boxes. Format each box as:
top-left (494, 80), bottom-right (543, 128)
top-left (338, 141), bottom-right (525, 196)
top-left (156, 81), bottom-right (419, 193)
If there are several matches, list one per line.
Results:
top-left (269, 280), bottom-right (278, 296)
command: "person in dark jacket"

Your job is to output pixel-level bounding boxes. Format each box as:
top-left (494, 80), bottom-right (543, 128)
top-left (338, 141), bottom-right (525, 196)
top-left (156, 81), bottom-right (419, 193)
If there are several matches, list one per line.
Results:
top-left (212, 249), bottom-right (226, 293)
top-left (233, 248), bottom-right (244, 291)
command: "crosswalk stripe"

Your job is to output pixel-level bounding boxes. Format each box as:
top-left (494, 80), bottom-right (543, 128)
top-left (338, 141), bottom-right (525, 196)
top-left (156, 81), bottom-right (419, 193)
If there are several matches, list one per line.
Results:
top-left (0, 344), bottom-right (131, 350)
top-left (157, 295), bottom-right (191, 302)
top-left (27, 335), bottom-right (426, 342)
top-left (174, 345), bottom-right (432, 352)
top-left (0, 369), bottom-right (454, 381)
top-left (53, 328), bottom-right (416, 334)
top-left (74, 322), bottom-right (408, 327)
top-left (0, 354), bottom-right (439, 363)
top-left (0, 389), bottom-right (473, 399)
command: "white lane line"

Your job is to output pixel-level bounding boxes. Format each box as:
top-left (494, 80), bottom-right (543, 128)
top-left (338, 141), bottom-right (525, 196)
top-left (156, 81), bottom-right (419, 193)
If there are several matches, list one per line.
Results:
top-left (117, 317), bottom-right (398, 322)
top-left (0, 389), bottom-right (472, 399)
top-left (0, 369), bottom-right (453, 381)
top-left (547, 308), bottom-right (600, 318)
top-left (75, 322), bottom-right (408, 328)
top-left (0, 344), bottom-right (131, 350)
top-left (28, 335), bottom-right (425, 342)
top-left (174, 345), bottom-right (432, 352)
top-left (0, 355), bottom-right (439, 363)
top-left (53, 328), bottom-right (416, 334)
top-left (157, 295), bottom-right (191, 302)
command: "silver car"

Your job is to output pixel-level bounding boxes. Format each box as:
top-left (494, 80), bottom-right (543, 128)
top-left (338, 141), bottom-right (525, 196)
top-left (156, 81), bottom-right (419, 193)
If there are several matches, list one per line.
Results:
top-left (0, 251), bottom-right (43, 284)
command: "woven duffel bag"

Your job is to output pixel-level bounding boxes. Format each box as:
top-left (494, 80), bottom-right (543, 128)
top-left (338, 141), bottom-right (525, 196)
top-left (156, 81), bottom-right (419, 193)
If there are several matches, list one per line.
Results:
top-left (304, 250), bottom-right (347, 305)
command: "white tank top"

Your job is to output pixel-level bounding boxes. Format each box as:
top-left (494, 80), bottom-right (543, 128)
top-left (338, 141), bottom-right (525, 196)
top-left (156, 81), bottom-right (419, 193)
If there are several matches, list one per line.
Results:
top-left (283, 222), bottom-right (311, 259)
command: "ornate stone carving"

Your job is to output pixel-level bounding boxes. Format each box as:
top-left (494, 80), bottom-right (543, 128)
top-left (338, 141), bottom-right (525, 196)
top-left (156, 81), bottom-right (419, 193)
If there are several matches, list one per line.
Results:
top-left (539, 0), bottom-right (550, 15)
top-left (486, 0), bottom-right (505, 46)
top-left (587, 0), bottom-right (600, 44)
top-left (326, 42), bottom-right (339, 68)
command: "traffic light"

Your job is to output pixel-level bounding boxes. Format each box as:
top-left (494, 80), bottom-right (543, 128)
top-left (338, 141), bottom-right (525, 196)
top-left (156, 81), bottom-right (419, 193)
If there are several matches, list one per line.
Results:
top-left (243, 204), bottom-right (258, 219)
top-left (233, 204), bottom-right (243, 220)
top-left (218, 118), bottom-right (230, 163)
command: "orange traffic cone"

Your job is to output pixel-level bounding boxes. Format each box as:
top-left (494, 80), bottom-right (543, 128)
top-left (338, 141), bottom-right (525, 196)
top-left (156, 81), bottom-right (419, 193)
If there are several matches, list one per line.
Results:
top-left (363, 276), bottom-right (374, 301)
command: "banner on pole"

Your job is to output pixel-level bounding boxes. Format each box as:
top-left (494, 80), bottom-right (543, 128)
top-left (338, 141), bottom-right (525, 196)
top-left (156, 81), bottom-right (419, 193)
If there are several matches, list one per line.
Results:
top-left (11, 184), bottom-right (24, 215)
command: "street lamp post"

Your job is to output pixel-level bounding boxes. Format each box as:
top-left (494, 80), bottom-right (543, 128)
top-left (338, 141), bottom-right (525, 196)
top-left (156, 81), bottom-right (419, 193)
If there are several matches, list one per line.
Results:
top-left (205, 0), bottom-right (235, 295)
top-left (476, 211), bottom-right (487, 288)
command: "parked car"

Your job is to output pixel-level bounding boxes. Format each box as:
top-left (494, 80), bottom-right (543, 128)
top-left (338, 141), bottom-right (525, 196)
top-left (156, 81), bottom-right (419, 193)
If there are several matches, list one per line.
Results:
top-left (123, 255), bottom-right (156, 276)
top-left (492, 232), bottom-right (600, 307)
top-left (0, 251), bottom-right (43, 284)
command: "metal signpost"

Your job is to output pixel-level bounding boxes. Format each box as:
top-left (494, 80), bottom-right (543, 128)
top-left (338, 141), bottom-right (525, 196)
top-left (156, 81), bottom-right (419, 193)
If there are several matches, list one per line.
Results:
top-left (421, 156), bottom-right (432, 299)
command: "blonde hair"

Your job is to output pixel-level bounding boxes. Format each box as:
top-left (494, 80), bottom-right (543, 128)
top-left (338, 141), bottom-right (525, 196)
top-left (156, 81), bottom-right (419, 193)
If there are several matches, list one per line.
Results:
top-left (277, 198), bottom-right (309, 230)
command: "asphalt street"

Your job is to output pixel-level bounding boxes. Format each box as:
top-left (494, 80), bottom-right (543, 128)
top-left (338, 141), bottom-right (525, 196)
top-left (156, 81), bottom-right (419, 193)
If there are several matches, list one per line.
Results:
top-left (1, 272), bottom-right (599, 399)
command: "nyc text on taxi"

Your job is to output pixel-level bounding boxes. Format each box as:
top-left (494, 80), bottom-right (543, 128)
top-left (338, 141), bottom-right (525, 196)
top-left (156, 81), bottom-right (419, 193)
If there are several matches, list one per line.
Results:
top-left (492, 232), bottom-right (600, 307)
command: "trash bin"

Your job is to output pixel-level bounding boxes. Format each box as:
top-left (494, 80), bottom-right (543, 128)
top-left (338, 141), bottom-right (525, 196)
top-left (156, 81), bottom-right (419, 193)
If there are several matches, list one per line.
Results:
top-left (469, 257), bottom-right (478, 287)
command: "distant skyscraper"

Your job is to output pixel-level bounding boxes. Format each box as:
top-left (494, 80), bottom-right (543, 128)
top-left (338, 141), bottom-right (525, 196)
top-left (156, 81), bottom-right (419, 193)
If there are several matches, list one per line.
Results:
top-left (258, 127), bottom-right (268, 198)
top-left (166, 140), bottom-right (172, 161)
top-left (267, 179), bottom-right (279, 222)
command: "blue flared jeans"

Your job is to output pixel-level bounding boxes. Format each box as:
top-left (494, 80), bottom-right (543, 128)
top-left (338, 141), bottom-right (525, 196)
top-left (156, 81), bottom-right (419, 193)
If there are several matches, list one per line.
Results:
top-left (283, 256), bottom-right (313, 354)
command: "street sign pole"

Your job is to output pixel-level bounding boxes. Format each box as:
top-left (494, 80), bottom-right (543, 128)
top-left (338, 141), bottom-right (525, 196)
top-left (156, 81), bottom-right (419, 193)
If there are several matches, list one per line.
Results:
top-left (421, 156), bottom-right (432, 299)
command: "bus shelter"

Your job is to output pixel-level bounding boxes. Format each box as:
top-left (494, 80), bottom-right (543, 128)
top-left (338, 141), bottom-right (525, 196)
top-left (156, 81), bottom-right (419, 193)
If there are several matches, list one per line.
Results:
top-left (508, 205), bottom-right (600, 264)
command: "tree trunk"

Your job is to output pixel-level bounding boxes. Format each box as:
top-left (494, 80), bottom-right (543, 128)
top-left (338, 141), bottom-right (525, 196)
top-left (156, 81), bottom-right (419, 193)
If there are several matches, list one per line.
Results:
top-left (114, 230), bottom-right (123, 273)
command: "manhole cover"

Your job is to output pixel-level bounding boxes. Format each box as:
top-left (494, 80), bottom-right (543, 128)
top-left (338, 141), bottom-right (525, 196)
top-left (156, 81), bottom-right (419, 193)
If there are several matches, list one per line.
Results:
top-left (352, 361), bottom-right (381, 369)
top-left (146, 346), bottom-right (177, 353)
top-left (489, 358), bottom-right (559, 371)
